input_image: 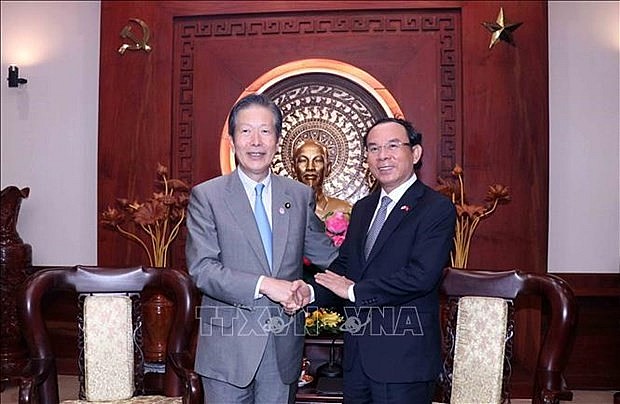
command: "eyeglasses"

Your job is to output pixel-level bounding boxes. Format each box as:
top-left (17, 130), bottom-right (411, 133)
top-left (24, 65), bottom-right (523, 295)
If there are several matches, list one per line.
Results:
top-left (366, 141), bottom-right (412, 155)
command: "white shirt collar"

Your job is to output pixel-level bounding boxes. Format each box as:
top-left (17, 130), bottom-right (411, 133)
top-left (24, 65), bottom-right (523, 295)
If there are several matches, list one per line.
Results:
top-left (380, 172), bottom-right (417, 205)
top-left (237, 168), bottom-right (271, 191)
top-left (237, 169), bottom-right (273, 223)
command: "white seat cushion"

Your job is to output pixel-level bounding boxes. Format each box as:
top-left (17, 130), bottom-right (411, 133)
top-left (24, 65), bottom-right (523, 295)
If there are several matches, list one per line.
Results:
top-left (450, 296), bottom-right (508, 404)
top-left (83, 295), bottom-right (134, 401)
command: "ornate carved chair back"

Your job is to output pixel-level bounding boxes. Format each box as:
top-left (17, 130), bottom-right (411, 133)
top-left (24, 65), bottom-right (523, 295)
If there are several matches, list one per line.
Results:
top-left (436, 267), bottom-right (576, 404)
top-left (17, 265), bottom-right (202, 404)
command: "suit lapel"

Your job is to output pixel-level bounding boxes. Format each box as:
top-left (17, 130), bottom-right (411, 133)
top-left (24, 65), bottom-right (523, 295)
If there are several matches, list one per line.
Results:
top-left (224, 172), bottom-right (271, 275)
top-left (363, 181), bottom-right (426, 268)
top-left (270, 175), bottom-right (291, 276)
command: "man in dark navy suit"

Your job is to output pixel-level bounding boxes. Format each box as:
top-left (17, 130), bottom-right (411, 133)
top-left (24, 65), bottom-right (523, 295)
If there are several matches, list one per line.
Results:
top-left (315, 117), bottom-right (456, 404)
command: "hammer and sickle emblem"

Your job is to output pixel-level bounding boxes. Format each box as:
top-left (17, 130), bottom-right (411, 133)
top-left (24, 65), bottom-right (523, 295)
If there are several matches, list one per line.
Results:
top-left (118, 18), bottom-right (152, 55)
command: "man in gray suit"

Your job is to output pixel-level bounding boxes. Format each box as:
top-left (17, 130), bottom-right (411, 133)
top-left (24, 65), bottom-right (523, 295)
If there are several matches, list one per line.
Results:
top-left (186, 93), bottom-right (338, 403)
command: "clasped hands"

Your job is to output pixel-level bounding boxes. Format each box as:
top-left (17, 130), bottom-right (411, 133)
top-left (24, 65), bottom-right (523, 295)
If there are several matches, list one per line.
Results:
top-left (260, 277), bottom-right (312, 315)
top-left (260, 270), bottom-right (355, 314)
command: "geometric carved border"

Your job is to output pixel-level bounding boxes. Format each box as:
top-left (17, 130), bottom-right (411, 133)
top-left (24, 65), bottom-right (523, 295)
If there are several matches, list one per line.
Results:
top-left (173, 11), bottom-right (459, 186)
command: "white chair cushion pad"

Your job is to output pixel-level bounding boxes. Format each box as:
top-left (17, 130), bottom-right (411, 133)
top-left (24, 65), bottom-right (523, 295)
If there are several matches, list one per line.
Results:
top-left (84, 295), bottom-right (134, 401)
top-left (451, 296), bottom-right (508, 404)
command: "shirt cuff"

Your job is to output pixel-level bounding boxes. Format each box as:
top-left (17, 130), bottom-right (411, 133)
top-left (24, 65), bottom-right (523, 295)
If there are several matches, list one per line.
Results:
top-left (254, 275), bottom-right (265, 299)
top-left (307, 284), bottom-right (316, 305)
top-left (347, 284), bottom-right (356, 302)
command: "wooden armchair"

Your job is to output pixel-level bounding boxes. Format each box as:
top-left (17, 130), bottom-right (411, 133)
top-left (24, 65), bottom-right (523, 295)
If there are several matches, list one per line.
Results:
top-left (16, 265), bottom-right (202, 404)
top-left (437, 267), bottom-right (577, 404)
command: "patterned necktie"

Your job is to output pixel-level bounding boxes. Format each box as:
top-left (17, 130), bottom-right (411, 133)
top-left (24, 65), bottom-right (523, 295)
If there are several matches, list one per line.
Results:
top-left (364, 195), bottom-right (392, 258)
top-left (254, 184), bottom-right (272, 271)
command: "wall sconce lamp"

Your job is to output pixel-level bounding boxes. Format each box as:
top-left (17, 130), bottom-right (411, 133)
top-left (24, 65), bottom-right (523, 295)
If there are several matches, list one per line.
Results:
top-left (7, 65), bottom-right (28, 87)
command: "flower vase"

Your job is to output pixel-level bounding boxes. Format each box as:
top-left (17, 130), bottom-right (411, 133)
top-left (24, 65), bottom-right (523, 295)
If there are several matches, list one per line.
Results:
top-left (142, 292), bottom-right (174, 363)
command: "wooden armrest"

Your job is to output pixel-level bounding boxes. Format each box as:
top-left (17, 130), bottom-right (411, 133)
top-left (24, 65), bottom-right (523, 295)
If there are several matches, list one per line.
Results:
top-left (168, 352), bottom-right (202, 404)
top-left (17, 358), bottom-right (58, 404)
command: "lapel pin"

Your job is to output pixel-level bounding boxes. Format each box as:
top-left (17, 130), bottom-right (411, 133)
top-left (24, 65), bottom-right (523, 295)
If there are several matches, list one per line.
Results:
top-left (285, 202), bottom-right (291, 209)
top-left (400, 205), bottom-right (411, 212)
top-left (279, 207), bottom-right (285, 215)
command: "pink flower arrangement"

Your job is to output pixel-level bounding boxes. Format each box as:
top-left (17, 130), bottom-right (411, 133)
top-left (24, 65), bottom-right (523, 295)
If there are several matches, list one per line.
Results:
top-left (324, 211), bottom-right (350, 247)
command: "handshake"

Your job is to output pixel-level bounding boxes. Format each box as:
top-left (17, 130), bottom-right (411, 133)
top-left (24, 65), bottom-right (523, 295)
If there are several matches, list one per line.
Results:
top-left (259, 277), bottom-right (312, 315)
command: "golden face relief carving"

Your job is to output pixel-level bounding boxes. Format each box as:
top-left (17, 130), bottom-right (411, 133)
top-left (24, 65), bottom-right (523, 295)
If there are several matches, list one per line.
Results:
top-left (293, 140), bottom-right (329, 191)
top-left (293, 140), bottom-right (351, 219)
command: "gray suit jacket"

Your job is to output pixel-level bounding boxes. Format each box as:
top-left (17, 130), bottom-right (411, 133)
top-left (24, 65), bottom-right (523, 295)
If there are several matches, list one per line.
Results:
top-left (185, 170), bottom-right (338, 387)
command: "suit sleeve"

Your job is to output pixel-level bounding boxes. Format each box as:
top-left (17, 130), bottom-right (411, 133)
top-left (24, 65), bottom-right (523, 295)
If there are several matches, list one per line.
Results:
top-left (300, 187), bottom-right (343, 308)
top-left (300, 187), bottom-right (339, 268)
top-left (185, 186), bottom-right (262, 308)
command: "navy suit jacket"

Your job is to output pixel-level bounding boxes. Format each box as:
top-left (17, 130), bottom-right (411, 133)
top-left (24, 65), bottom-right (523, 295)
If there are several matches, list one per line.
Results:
top-left (329, 179), bottom-right (456, 383)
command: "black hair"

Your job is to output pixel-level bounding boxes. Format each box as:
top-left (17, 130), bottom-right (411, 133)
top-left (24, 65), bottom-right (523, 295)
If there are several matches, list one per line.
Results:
top-left (364, 117), bottom-right (423, 169)
top-left (227, 93), bottom-right (283, 138)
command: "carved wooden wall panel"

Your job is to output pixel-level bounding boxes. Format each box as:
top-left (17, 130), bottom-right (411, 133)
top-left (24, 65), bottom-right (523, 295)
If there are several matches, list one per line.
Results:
top-left (172, 10), bottom-right (461, 190)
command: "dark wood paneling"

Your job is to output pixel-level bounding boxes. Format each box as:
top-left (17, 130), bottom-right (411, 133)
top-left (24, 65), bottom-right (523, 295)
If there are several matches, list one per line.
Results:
top-left (556, 273), bottom-right (620, 390)
top-left (98, 3), bottom-right (176, 266)
top-left (450, 2), bottom-right (549, 372)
